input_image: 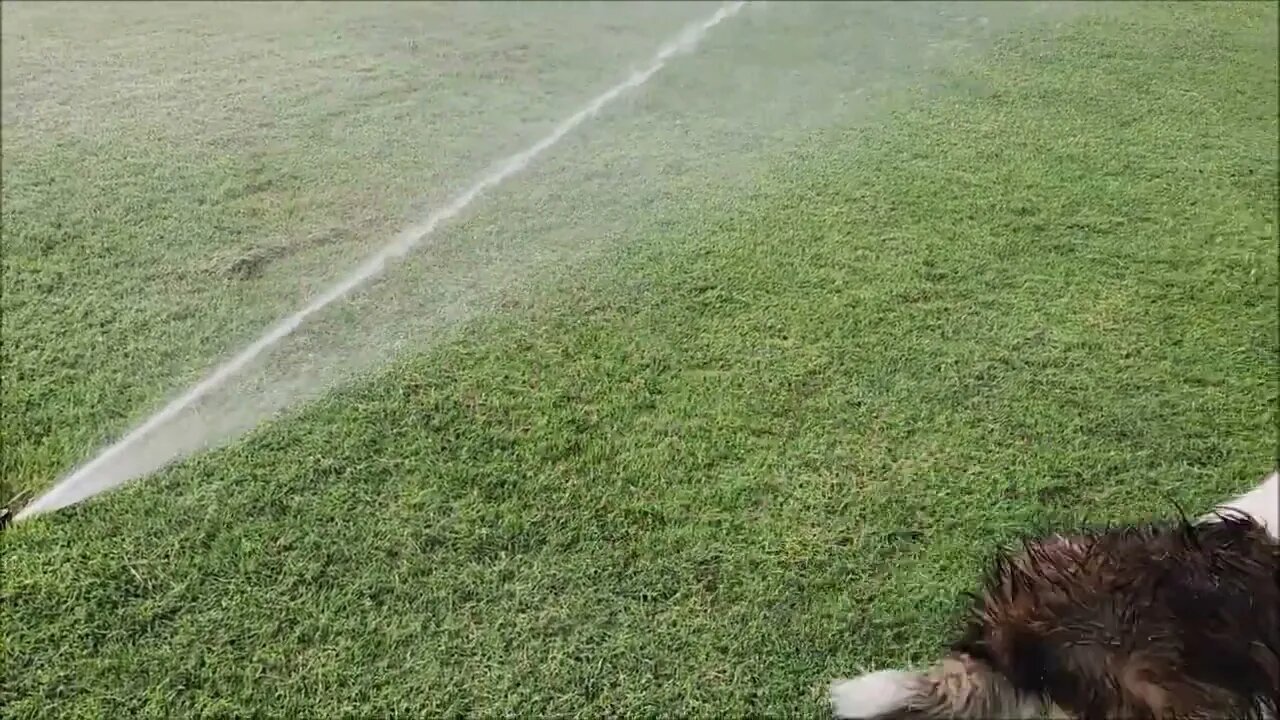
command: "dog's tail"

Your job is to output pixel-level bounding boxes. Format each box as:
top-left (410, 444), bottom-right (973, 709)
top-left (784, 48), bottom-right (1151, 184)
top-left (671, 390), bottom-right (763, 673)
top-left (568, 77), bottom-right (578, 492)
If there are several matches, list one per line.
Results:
top-left (829, 652), bottom-right (1054, 719)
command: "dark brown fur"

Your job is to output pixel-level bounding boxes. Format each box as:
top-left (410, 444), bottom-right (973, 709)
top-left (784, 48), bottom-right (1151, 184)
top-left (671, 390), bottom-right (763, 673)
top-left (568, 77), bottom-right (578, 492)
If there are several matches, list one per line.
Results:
top-left (862, 514), bottom-right (1279, 720)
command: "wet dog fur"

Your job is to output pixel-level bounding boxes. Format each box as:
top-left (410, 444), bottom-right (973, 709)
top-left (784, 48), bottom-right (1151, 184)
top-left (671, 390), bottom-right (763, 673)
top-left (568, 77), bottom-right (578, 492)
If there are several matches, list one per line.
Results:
top-left (830, 470), bottom-right (1280, 720)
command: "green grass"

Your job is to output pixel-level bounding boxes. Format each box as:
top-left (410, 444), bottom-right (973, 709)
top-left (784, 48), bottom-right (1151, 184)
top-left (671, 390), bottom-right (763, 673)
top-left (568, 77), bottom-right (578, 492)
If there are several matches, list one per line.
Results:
top-left (1, 0), bottom-right (1042, 507)
top-left (3, 2), bottom-right (1278, 717)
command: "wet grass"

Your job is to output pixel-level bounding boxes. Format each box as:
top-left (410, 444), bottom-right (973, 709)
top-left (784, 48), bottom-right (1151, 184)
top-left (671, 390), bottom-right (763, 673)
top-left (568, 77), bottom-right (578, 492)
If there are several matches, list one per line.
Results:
top-left (2, 2), bottom-right (1277, 717)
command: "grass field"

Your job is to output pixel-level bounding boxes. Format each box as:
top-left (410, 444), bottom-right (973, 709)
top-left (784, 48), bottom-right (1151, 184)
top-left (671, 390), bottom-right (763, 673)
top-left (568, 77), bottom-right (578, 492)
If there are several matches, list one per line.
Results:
top-left (3, 1), bottom-right (1278, 717)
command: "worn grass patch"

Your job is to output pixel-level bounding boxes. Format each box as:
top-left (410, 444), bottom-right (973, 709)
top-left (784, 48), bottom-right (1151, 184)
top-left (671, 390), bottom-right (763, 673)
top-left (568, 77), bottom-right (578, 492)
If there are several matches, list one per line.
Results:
top-left (2, 2), bottom-right (1277, 718)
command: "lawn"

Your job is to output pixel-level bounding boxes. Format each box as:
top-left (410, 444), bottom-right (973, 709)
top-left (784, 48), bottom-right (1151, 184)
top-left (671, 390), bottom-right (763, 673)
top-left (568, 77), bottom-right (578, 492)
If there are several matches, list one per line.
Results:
top-left (2, 1), bottom-right (1277, 718)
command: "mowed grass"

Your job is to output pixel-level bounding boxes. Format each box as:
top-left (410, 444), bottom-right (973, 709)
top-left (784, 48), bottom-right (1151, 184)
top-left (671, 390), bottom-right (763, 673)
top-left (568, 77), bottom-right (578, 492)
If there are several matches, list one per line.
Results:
top-left (3, 2), bottom-right (1278, 718)
top-left (0, 0), bottom-right (1025, 507)
top-left (0, 1), bottom-right (730, 507)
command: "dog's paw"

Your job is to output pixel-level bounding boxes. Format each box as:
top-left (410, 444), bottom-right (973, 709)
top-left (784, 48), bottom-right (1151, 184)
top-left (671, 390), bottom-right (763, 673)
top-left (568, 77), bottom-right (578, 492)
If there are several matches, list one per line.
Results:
top-left (829, 670), bottom-right (919, 719)
top-left (1226, 470), bottom-right (1279, 538)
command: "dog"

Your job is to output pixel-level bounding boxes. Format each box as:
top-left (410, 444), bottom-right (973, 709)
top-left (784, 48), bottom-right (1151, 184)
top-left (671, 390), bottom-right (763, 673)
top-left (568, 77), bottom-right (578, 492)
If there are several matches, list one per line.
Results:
top-left (829, 470), bottom-right (1279, 720)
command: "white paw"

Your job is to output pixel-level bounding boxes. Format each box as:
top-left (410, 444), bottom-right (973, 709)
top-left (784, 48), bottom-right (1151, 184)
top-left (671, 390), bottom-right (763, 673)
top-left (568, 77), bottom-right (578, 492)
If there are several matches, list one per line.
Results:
top-left (830, 670), bottom-right (920, 719)
top-left (1208, 470), bottom-right (1279, 540)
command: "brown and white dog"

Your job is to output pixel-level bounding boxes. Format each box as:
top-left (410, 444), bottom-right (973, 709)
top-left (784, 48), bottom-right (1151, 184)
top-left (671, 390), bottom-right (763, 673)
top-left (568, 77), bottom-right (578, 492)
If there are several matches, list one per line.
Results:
top-left (830, 470), bottom-right (1279, 720)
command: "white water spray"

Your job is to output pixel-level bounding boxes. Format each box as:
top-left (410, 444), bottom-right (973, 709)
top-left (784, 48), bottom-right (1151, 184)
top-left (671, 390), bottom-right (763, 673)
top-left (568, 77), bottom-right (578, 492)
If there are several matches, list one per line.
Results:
top-left (16, 1), bottom-right (749, 523)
